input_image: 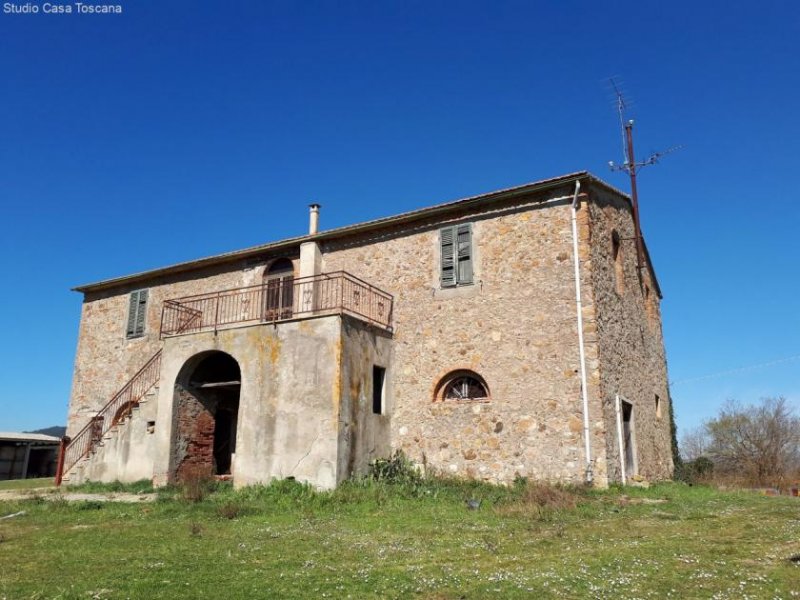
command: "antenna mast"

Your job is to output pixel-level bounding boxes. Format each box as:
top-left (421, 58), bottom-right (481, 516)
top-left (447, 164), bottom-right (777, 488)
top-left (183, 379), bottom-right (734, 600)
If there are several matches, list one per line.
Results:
top-left (624, 119), bottom-right (646, 274)
top-left (607, 78), bottom-right (679, 278)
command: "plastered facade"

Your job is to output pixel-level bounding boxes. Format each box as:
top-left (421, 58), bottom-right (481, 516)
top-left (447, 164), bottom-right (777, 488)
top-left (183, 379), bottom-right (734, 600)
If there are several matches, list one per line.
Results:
top-left (64, 174), bottom-right (673, 488)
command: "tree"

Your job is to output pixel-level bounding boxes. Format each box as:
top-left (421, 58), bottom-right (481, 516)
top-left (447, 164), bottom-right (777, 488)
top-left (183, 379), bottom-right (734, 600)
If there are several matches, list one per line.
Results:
top-left (703, 397), bottom-right (800, 485)
top-left (680, 426), bottom-right (710, 462)
top-left (668, 393), bottom-right (682, 470)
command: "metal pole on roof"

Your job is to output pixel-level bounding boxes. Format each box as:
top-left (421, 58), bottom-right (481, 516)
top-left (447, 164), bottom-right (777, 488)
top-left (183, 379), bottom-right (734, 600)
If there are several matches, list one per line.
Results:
top-left (607, 78), bottom-right (680, 283)
top-left (624, 121), bottom-right (646, 275)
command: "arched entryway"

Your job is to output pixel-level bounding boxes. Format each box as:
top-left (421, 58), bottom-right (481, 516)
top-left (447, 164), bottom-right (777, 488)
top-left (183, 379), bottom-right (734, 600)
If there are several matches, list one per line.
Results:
top-left (172, 351), bottom-right (241, 481)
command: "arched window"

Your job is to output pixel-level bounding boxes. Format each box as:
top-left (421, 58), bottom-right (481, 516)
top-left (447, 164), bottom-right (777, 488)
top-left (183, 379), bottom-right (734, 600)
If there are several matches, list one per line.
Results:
top-left (612, 230), bottom-right (625, 295)
top-left (434, 370), bottom-right (490, 402)
top-left (263, 258), bottom-right (294, 320)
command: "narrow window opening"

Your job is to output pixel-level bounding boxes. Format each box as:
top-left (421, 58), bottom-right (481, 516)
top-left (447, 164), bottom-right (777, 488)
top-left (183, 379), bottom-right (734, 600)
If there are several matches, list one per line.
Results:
top-left (372, 366), bottom-right (386, 415)
top-left (612, 231), bottom-right (625, 295)
top-left (644, 283), bottom-right (658, 327)
top-left (655, 394), bottom-right (662, 419)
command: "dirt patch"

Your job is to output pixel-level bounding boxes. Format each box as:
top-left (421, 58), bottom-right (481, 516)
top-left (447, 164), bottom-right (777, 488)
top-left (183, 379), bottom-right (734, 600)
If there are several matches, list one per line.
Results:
top-left (0, 490), bottom-right (157, 503)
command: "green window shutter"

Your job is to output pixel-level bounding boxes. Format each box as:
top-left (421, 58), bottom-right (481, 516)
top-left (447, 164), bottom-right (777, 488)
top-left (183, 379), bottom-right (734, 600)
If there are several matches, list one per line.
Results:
top-left (135, 289), bottom-right (148, 336)
top-left (126, 289), bottom-right (148, 338)
top-left (440, 226), bottom-right (456, 287)
top-left (456, 223), bottom-right (473, 284)
top-left (126, 291), bottom-right (139, 337)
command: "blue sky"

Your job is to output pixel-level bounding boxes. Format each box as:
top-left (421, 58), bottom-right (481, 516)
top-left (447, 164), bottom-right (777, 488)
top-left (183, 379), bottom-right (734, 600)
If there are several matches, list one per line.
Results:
top-left (1, 1), bottom-right (798, 440)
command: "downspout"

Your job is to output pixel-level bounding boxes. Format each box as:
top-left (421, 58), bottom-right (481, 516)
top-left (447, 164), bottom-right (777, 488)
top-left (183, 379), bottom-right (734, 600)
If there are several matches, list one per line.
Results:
top-left (570, 180), bottom-right (593, 484)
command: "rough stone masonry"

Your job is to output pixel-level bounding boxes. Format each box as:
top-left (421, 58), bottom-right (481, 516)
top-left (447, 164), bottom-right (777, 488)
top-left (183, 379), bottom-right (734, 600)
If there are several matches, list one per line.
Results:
top-left (64, 171), bottom-right (673, 488)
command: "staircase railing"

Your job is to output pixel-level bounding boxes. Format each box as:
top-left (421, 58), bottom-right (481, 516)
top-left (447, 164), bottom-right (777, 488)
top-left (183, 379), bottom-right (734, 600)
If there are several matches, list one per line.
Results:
top-left (57, 350), bottom-right (162, 485)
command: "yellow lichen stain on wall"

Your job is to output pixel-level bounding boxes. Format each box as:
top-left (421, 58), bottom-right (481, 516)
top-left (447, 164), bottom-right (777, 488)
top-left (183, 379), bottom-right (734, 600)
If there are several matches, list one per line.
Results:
top-left (350, 364), bottom-right (362, 406)
top-left (331, 334), bottom-right (342, 424)
top-left (262, 334), bottom-right (281, 367)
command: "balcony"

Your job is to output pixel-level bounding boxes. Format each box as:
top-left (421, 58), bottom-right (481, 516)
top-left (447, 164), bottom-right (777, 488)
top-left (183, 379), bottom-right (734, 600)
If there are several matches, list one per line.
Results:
top-left (160, 271), bottom-right (393, 337)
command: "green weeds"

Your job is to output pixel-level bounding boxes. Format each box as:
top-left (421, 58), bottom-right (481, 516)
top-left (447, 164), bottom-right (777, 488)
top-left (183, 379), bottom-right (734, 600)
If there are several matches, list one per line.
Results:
top-left (0, 479), bottom-right (798, 599)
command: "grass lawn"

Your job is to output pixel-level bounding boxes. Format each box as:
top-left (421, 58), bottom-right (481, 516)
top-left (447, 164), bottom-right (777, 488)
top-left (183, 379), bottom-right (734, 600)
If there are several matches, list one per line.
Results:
top-left (0, 478), bottom-right (798, 599)
top-left (0, 478), bottom-right (54, 492)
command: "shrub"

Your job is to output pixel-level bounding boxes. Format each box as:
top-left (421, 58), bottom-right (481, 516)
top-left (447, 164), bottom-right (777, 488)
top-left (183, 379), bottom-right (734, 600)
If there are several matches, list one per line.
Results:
top-left (675, 456), bottom-right (715, 484)
top-left (520, 481), bottom-right (580, 511)
top-left (181, 466), bottom-right (214, 503)
top-left (217, 501), bottom-right (244, 520)
top-left (496, 481), bottom-right (583, 519)
top-left (370, 451), bottom-right (420, 484)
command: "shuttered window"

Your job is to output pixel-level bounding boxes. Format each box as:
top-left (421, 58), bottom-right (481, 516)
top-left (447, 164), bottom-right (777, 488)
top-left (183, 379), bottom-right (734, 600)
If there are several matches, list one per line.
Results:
top-left (126, 289), bottom-right (148, 338)
top-left (440, 223), bottom-right (473, 287)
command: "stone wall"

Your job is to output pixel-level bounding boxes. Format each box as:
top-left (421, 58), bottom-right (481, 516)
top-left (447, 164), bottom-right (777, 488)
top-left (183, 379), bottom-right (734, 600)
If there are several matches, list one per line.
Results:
top-left (68, 256), bottom-right (300, 437)
top-left (585, 184), bottom-right (673, 482)
top-left (67, 176), bottom-right (672, 488)
top-left (322, 183), bottom-right (606, 484)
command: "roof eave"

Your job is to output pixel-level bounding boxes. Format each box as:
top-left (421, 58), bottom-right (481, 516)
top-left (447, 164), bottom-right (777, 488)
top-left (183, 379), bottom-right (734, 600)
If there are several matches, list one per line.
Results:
top-left (74, 171), bottom-right (592, 294)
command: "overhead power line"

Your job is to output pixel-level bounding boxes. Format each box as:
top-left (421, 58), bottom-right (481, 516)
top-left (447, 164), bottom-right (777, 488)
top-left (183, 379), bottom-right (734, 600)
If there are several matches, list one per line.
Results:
top-left (671, 354), bottom-right (800, 386)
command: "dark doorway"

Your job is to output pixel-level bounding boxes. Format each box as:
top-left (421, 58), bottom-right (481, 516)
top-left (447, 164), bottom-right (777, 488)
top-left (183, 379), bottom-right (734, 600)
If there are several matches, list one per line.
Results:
top-left (621, 400), bottom-right (636, 477)
top-left (213, 402), bottom-right (237, 474)
top-left (173, 352), bottom-right (241, 480)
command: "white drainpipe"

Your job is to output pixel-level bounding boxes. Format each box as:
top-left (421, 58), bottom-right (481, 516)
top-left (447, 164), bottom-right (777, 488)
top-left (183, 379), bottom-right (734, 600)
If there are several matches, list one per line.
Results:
top-left (570, 180), bottom-right (593, 484)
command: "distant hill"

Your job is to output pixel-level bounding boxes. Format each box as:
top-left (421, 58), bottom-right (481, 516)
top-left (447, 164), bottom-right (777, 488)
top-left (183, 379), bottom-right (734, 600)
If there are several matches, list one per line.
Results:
top-left (26, 426), bottom-right (66, 438)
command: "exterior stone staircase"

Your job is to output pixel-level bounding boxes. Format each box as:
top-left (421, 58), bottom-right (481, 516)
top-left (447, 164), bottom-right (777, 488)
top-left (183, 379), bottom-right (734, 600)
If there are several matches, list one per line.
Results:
top-left (58, 351), bottom-right (162, 485)
top-left (62, 384), bottom-right (160, 484)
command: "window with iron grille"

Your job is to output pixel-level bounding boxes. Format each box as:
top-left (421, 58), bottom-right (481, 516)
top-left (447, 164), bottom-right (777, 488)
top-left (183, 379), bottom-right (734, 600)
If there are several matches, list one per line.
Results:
top-left (126, 289), bottom-right (148, 338)
top-left (435, 370), bottom-right (489, 402)
top-left (440, 223), bottom-right (473, 287)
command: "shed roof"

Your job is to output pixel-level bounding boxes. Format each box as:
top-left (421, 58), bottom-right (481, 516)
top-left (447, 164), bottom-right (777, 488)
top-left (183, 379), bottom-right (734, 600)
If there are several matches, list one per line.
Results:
top-left (0, 432), bottom-right (60, 444)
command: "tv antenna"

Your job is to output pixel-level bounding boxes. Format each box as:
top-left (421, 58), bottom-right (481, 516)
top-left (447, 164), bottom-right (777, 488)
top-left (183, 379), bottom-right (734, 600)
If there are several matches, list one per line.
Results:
top-left (607, 78), bottom-right (679, 277)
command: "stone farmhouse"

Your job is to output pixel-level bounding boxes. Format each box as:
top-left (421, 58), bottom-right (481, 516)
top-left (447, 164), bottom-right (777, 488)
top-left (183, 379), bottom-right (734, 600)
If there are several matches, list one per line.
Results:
top-left (58, 171), bottom-right (673, 489)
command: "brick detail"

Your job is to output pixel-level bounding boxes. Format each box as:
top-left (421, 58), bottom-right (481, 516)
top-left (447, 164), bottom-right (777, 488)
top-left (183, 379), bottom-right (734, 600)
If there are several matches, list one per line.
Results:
top-left (174, 386), bottom-right (215, 480)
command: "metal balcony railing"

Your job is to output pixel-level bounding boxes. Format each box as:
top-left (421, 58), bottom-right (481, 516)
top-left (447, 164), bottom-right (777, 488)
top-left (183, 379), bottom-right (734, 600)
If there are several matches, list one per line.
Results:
top-left (160, 271), bottom-right (393, 337)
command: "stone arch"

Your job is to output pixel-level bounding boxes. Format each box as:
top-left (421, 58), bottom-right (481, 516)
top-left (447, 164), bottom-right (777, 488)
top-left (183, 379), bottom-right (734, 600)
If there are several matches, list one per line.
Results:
top-left (172, 350), bottom-right (242, 481)
top-left (433, 369), bottom-right (490, 402)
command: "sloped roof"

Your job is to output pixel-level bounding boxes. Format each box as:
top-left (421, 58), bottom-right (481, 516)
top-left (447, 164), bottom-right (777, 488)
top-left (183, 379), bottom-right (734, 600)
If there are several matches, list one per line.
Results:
top-left (74, 171), bottom-right (652, 294)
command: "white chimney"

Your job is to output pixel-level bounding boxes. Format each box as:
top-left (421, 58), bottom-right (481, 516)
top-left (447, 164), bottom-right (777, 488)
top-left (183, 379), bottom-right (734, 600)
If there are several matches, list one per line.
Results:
top-left (309, 204), bottom-right (321, 235)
